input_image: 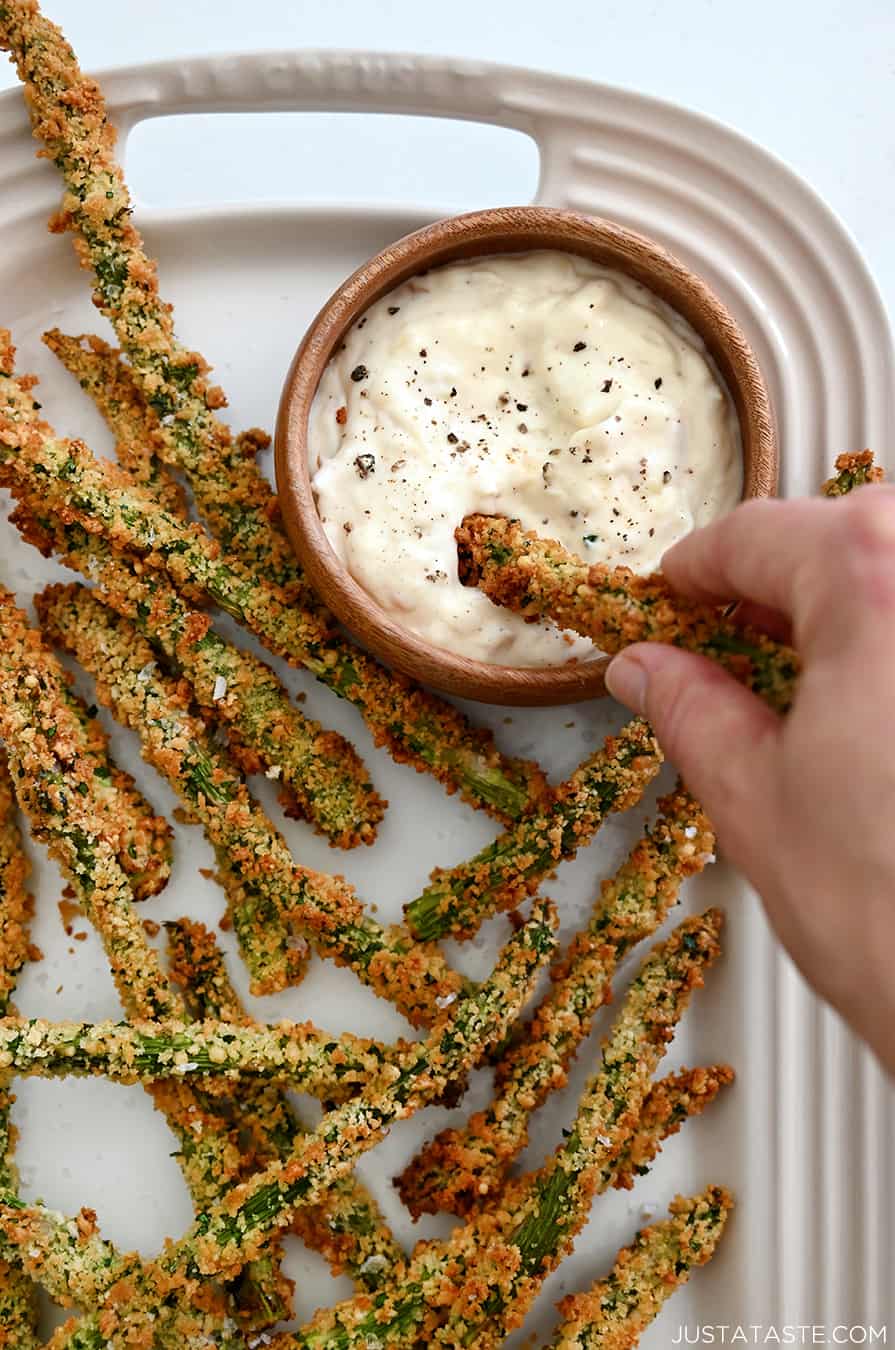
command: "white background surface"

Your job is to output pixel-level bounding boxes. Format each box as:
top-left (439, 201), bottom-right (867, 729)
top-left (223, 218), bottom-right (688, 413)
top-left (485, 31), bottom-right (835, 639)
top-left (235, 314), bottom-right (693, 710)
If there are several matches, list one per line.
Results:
top-left (1, 2), bottom-right (893, 1344)
top-left (2, 0), bottom-right (893, 320)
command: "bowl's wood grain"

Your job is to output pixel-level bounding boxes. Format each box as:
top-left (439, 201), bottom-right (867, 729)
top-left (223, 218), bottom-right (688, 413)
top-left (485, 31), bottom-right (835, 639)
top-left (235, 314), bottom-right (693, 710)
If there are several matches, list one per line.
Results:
top-left (276, 206), bottom-right (777, 706)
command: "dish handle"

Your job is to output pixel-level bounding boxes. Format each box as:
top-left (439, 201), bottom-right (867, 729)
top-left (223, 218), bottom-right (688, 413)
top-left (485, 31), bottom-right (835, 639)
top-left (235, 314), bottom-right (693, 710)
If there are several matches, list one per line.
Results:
top-left (102, 48), bottom-right (582, 203)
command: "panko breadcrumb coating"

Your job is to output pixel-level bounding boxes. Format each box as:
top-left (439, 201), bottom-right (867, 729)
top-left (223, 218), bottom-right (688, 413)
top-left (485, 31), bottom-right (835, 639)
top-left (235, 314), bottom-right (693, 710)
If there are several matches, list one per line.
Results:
top-left (405, 718), bottom-right (662, 943)
top-left (0, 904), bottom-right (557, 1319)
top-left (822, 449), bottom-right (884, 496)
top-left (547, 1186), bottom-right (733, 1348)
top-left (166, 919), bottom-right (405, 1295)
top-left (0, 749), bottom-right (40, 1347)
top-left (43, 328), bottom-right (188, 518)
top-left (0, 591), bottom-right (298, 1323)
top-left (269, 911), bottom-right (723, 1350)
top-left (0, 1014), bottom-right (404, 1102)
top-left (3, 343), bottom-right (385, 850)
top-left (37, 582), bottom-right (466, 1024)
top-left (398, 786), bottom-right (716, 1216)
top-left (457, 514), bottom-right (800, 712)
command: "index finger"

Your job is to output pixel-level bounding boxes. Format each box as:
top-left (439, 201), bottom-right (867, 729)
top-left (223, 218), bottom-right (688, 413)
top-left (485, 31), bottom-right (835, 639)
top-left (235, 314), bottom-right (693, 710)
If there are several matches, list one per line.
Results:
top-left (662, 487), bottom-right (895, 655)
top-left (662, 497), bottom-right (842, 615)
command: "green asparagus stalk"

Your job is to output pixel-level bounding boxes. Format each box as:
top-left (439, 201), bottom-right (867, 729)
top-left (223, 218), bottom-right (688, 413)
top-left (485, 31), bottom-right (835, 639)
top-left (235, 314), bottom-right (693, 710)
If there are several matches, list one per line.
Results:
top-left (4, 344), bottom-right (385, 851)
top-left (37, 582), bottom-right (465, 1022)
top-left (0, 1015), bottom-right (401, 1100)
top-left (398, 785), bottom-right (714, 1215)
top-left (457, 513), bottom-right (800, 712)
top-left (546, 1186), bottom-right (733, 1349)
top-left (0, 749), bottom-right (40, 1348)
top-left (166, 919), bottom-right (406, 1295)
top-left (0, 903), bottom-right (556, 1308)
top-left (405, 718), bottom-right (662, 943)
top-left (821, 449), bottom-right (884, 496)
top-left (0, 333), bottom-right (545, 827)
top-left (271, 909), bottom-right (723, 1350)
top-left (58, 681), bottom-right (173, 902)
top-left (43, 329), bottom-right (188, 518)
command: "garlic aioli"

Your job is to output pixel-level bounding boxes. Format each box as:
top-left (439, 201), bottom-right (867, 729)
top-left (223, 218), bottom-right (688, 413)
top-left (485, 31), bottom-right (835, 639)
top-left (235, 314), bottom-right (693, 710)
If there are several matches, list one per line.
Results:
top-left (309, 250), bottom-right (742, 667)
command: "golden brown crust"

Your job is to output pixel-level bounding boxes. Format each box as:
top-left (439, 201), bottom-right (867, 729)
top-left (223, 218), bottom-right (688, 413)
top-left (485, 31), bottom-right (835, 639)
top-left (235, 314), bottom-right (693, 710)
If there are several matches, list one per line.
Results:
top-left (458, 513), bottom-right (800, 712)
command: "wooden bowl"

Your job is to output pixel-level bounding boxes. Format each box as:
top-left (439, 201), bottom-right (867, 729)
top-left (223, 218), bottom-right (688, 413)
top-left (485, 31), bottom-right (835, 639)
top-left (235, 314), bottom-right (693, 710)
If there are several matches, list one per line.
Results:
top-left (275, 206), bottom-right (777, 706)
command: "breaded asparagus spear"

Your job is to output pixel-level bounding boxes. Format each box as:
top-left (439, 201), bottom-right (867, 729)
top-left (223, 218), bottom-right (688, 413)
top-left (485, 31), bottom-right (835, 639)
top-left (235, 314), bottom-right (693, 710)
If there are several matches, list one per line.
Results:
top-left (0, 749), bottom-right (40, 1348)
top-left (405, 719), bottom-right (662, 943)
top-left (0, 903), bottom-right (557, 1297)
top-left (0, 1195), bottom-right (243, 1350)
top-left (46, 576), bottom-right (309, 998)
top-left (166, 919), bottom-right (405, 1296)
top-left (3, 347), bottom-right (385, 850)
top-left (0, 615), bottom-right (259, 1350)
top-left (0, 589), bottom-right (182, 1021)
top-left (271, 910), bottom-right (723, 1350)
top-left (43, 329), bottom-right (188, 518)
top-left (37, 583), bottom-right (465, 1022)
top-left (18, 501), bottom-right (385, 848)
top-left (610, 1063), bottom-right (735, 1191)
top-left (0, 360), bottom-right (173, 893)
top-left (457, 513), bottom-right (800, 712)
top-left (822, 448), bottom-right (884, 496)
top-left (0, 1197), bottom-right (140, 1313)
top-left (546, 1186), bottom-right (733, 1348)
top-left (398, 786), bottom-right (714, 1215)
top-left (0, 339), bottom-right (544, 825)
top-left (58, 682), bottom-right (173, 902)
top-left (0, 1015), bottom-right (402, 1100)
top-left (0, 590), bottom-right (285, 1326)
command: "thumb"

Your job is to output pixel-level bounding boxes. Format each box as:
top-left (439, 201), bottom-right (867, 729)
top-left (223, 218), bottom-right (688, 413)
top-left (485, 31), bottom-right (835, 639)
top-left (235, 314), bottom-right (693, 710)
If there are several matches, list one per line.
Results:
top-left (604, 644), bottom-right (781, 856)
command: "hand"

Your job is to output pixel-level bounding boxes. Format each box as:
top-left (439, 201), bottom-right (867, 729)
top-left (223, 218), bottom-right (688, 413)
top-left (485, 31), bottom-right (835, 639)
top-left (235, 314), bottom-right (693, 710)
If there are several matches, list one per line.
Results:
top-left (604, 485), bottom-right (895, 1073)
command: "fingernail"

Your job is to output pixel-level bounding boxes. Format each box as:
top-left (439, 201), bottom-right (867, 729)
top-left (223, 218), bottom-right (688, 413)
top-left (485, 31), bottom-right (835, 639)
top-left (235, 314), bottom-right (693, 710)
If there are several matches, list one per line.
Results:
top-left (604, 652), bottom-right (649, 713)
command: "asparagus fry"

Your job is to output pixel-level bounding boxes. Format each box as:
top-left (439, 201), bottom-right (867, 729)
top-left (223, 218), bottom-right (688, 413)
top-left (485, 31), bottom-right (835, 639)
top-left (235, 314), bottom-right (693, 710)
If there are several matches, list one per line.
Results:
top-left (398, 786), bottom-right (714, 1214)
top-left (417, 911), bottom-right (725, 1350)
top-left (4, 343), bottom-right (385, 851)
top-left (20, 502), bottom-right (385, 850)
top-left (0, 337), bottom-right (545, 825)
top-left (0, 587), bottom-right (281, 1336)
top-left (457, 513), bottom-right (800, 712)
top-left (0, 902), bottom-right (556, 1302)
top-left (0, 1194), bottom-right (243, 1350)
top-left (0, 1198), bottom-right (139, 1312)
top-left (37, 583), bottom-right (465, 1021)
top-left (59, 682), bottom-right (173, 902)
top-left (0, 588), bottom-right (181, 1021)
top-left (610, 1063), bottom-right (735, 1191)
top-left (0, 749), bottom-right (40, 1348)
top-left (43, 329), bottom-right (188, 518)
top-left (546, 1186), bottom-right (733, 1349)
top-left (822, 448), bottom-right (884, 496)
top-left (0, 1015), bottom-right (401, 1100)
top-left (272, 910), bottom-right (723, 1350)
top-left (405, 719), bottom-right (662, 943)
top-left (166, 919), bottom-right (405, 1295)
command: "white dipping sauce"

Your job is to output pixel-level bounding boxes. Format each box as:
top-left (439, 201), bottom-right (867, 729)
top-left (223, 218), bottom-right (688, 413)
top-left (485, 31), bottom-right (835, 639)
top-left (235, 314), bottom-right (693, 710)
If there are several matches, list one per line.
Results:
top-left (309, 250), bottom-right (742, 667)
